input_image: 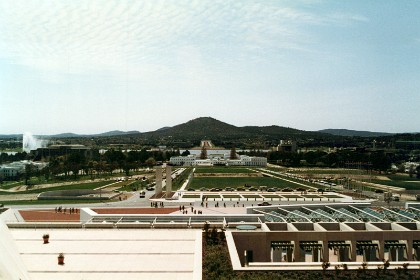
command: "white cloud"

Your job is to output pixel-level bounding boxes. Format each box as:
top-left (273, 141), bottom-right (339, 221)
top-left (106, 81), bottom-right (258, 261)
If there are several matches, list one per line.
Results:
top-left (0, 0), bottom-right (370, 81)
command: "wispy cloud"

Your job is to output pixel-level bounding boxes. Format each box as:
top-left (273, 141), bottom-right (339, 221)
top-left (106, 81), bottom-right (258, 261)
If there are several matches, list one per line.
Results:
top-left (0, 0), bottom-right (369, 80)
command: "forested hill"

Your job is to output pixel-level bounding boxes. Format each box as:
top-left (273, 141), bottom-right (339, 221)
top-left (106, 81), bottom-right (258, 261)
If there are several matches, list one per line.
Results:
top-left (318, 129), bottom-right (392, 137)
top-left (140, 117), bottom-right (330, 140)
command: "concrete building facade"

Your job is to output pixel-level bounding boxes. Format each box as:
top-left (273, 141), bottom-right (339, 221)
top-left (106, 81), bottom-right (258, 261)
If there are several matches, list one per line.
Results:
top-left (169, 155), bottom-right (267, 167)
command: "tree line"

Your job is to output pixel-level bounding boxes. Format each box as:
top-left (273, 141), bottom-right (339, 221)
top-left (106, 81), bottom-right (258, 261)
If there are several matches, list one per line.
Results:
top-left (262, 149), bottom-right (392, 173)
top-left (5, 149), bottom-right (180, 182)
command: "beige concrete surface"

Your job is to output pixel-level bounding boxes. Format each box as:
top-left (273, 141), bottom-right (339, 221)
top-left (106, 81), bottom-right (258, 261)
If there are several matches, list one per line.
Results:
top-left (9, 229), bottom-right (202, 280)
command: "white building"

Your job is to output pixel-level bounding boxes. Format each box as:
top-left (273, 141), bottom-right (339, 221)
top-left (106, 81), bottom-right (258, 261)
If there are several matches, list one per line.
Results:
top-left (0, 161), bottom-right (48, 180)
top-left (169, 155), bottom-right (267, 167)
top-left (195, 159), bottom-right (213, 166)
top-left (169, 155), bottom-right (196, 166)
top-left (0, 166), bottom-right (20, 178)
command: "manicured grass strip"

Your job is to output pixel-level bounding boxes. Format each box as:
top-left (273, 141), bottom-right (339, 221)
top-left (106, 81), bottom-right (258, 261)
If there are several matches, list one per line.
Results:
top-left (371, 179), bottom-right (420, 190)
top-left (182, 195), bottom-right (201, 198)
top-left (194, 167), bottom-right (256, 173)
top-left (0, 181), bottom-right (24, 190)
top-left (323, 195), bottom-right (343, 198)
top-left (281, 195), bottom-right (302, 198)
top-left (0, 181), bottom-right (115, 195)
top-left (387, 175), bottom-right (420, 181)
top-left (173, 167), bottom-right (193, 190)
top-left (116, 180), bottom-right (148, 191)
top-left (202, 194), bottom-right (221, 198)
top-left (261, 195), bottom-right (281, 198)
top-left (242, 195), bottom-right (262, 198)
top-left (286, 169), bottom-right (368, 175)
top-left (222, 195), bottom-right (241, 198)
top-left (0, 199), bottom-right (111, 205)
top-left (190, 177), bottom-right (299, 190)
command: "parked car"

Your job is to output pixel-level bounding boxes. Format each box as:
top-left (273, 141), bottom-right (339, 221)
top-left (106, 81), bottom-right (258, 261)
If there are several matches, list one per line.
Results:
top-left (258, 202), bottom-right (272, 206)
top-left (392, 195), bottom-right (400, 201)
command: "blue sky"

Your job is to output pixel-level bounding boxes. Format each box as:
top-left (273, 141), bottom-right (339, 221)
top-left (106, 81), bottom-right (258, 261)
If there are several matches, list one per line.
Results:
top-left (1, 0), bottom-right (419, 134)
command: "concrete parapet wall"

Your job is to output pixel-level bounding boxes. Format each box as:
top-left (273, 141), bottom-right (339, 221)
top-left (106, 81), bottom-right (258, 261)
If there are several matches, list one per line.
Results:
top-left (7, 222), bottom-right (83, 228)
top-left (0, 210), bottom-right (31, 280)
top-left (116, 223), bottom-right (152, 228)
top-left (190, 222), bottom-right (224, 229)
top-left (80, 207), bottom-right (97, 223)
top-left (84, 223), bottom-right (114, 228)
top-left (154, 222), bottom-right (188, 229)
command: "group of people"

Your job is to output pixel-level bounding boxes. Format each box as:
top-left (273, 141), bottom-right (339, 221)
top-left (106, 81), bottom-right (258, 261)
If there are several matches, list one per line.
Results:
top-left (55, 206), bottom-right (78, 214)
top-left (199, 201), bottom-right (247, 208)
top-left (151, 201), bottom-right (164, 208)
top-left (179, 205), bottom-right (203, 214)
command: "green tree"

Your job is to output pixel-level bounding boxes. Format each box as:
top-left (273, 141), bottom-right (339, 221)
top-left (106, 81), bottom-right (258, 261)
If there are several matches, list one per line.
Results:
top-left (181, 150), bottom-right (190, 156)
top-left (66, 152), bottom-right (86, 179)
top-left (24, 163), bottom-right (33, 185)
top-left (145, 157), bottom-right (156, 166)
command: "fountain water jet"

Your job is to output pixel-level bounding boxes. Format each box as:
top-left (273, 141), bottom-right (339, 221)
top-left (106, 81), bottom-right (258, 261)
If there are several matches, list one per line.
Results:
top-left (22, 132), bottom-right (48, 152)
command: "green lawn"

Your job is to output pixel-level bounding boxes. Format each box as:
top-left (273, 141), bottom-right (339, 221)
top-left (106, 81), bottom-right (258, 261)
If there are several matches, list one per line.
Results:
top-left (286, 169), bottom-right (368, 175)
top-left (194, 167), bottom-right (256, 174)
top-left (189, 177), bottom-right (307, 190)
top-left (322, 195), bottom-right (343, 198)
top-left (0, 181), bottom-right (115, 195)
top-left (261, 195), bottom-right (281, 198)
top-left (371, 179), bottom-right (420, 190)
top-left (182, 194), bottom-right (201, 198)
top-left (281, 195), bottom-right (302, 198)
top-left (387, 174), bottom-right (420, 181)
top-left (242, 195), bottom-right (262, 198)
top-left (116, 180), bottom-right (147, 191)
top-left (222, 195), bottom-right (241, 198)
top-left (0, 199), bottom-right (112, 205)
top-left (202, 194), bottom-right (221, 198)
top-left (0, 181), bottom-right (23, 190)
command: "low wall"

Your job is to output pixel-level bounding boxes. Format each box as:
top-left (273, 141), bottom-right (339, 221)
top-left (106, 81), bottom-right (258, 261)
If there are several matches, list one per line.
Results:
top-left (0, 209), bottom-right (31, 280)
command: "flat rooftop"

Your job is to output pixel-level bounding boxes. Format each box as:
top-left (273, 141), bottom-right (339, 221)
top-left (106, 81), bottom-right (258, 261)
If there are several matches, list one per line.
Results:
top-left (9, 228), bottom-right (202, 280)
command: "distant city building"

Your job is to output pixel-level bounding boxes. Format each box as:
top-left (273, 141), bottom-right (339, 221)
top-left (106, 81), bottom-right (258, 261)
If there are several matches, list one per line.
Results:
top-left (277, 140), bottom-right (297, 152)
top-left (34, 144), bottom-right (91, 158)
top-left (0, 160), bottom-right (47, 180)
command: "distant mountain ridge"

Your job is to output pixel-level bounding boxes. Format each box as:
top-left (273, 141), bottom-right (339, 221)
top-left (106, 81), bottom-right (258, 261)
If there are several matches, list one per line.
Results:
top-left (50, 130), bottom-right (141, 138)
top-left (0, 130), bottom-right (141, 139)
top-left (139, 117), bottom-right (326, 140)
top-left (0, 118), bottom-right (409, 140)
top-left (318, 129), bottom-right (393, 137)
